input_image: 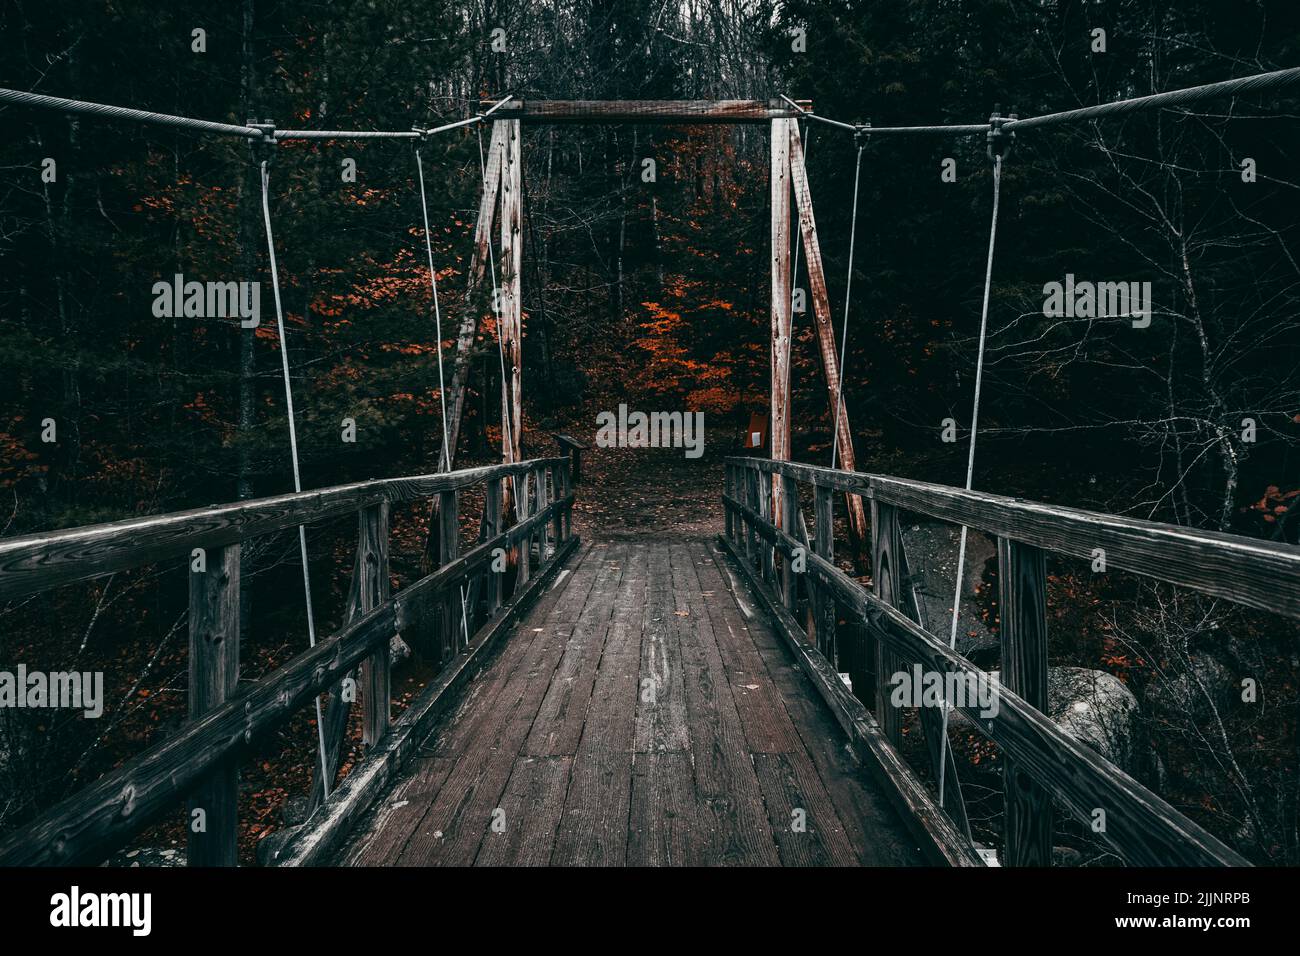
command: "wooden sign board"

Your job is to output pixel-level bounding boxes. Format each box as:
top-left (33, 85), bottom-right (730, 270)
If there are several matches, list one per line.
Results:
top-left (743, 412), bottom-right (768, 452)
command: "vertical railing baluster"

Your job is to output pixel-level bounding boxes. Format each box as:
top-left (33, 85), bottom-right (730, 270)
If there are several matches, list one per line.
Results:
top-left (537, 463), bottom-right (550, 562)
top-left (485, 477), bottom-right (503, 615)
top-left (439, 489), bottom-right (459, 658)
top-left (999, 536), bottom-right (1052, 866)
top-left (780, 472), bottom-right (798, 609)
top-left (813, 483), bottom-right (836, 665)
top-left (550, 461), bottom-right (564, 547)
top-left (728, 465), bottom-right (738, 541)
top-left (516, 469), bottom-right (531, 587)
top-left (187, 542), bottom-right (241, 867)
top-left (758, 469), bottom-right (774, 584)
top-left (358, 502), bottom-right (392, 747)
top-left (745, 466), bottom-right (760, 567)
top-left (871, 500), bottom-right (903, 746)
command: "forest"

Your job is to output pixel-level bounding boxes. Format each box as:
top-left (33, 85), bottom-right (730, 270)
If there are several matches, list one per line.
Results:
top-left (1, 0), bottom-right (1299, 869)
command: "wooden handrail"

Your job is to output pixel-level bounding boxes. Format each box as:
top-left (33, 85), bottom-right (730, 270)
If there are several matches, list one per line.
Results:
top-left (0, 459), bottom-right (577, 867)
top-left (722, 489), bottom-right (1247, 866)
top-left (0, 458), bottom-right (564, 602)
top-left (727, 456), bottom-right (1300, 619)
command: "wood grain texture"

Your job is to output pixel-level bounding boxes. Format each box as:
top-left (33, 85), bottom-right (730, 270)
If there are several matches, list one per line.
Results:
top-left (0, 457), bottom-right (564, 602)
top-left (328, 539), bottom-right (925, 868)
top-left (769, 116), bottom-right (794, 523)
top-left (871, 501), bottom-right (904, 747)
top-left (998, 536), bottom-right (1052, 867)
top-left (722, 490), bottom-right (1250, 866)
top-left (812, 484), bottom-right (836, 663)
top-left (715, 533), bottom-right (982, 866)
top-left (358, 502), bottom-right (392, 746)
top-left (441, 121), bottom-right (507, 471)
top-left (498, 118), bottom-right (524, 509)
top-left (276, 535), bottom-right (581, 867)
top-left (492, 99), bottom-right (801, 124)
top-left (0, 499), bottom-right (575, 867)
top-left (727, 457), bottom-right (1300, 620)
top-left (875, 499), bottom-right (972, 839)
top-left (186, 542), bottom-right (240, 867)
top-left (671, 544), bottom-right (781, 866)
top-left (788, 124), bottom-right (868, 546)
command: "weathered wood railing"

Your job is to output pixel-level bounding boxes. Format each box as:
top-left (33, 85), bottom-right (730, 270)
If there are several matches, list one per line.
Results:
top-left (0, 457), bottom-right (577, 867)
top-left (721, 456), bottom-right (1299, 867)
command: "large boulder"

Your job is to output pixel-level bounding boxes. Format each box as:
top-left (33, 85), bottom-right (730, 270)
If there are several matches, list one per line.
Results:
top-left (1143, 652), bottom-right (1236, 719)
top-left (1047, 666), bottom-right (1143, 775)
top-left (900, 521), bottom-right (998, 665)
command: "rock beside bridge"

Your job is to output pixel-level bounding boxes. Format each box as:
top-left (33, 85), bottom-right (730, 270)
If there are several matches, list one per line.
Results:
top-left (899, 520), bottom-right (998, 665)
top-left (979, 666), bottom-right (1143, 776)
top-left (1046, 666), bottom-right (1142, 774)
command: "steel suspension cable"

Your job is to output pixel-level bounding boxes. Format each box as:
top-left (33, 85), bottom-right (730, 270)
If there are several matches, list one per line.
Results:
top-left (414, 148), bottom-right (470, 646)
top-left (830, 142), bottom-right (865, 470)
top-left (1004, 65), bottom-right (1300, 131)
top-left (259, 160), bottom-right (332, 799)
top-left (0, 87), bottom-right (513, 143)
top-left (0, 86), bottom-right (262, 138)
top-left (936, 152), bottom-right (1004, 809)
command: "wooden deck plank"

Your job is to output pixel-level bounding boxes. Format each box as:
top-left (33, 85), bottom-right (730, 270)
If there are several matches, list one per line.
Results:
top-left (549, 750), bottom-right (635, 866)
top-left (633, 544), bottom-right (690, 754)
top-left (393, 548), bottom-right (627, 865)
top-left (569, 545), bottom-right (646, 755)
top-left (669, 543), bottom-right (781, 866)
top-left (472, 755), bottom-right (572, 866)
top-left (549, 545), bottom-right (647, 864)
top-left (753, 751), bottom-right (859, 867)
top-left (334, 756), bottom-right (457, 866)
top-left (521, 544), bottom-right (626, 757)
top-left (691, 545), bottom-right (801, 755)
top-left (426, 543), bottom-right (602, 758)
top-left (627, 752), bottom-right (697, 866)
top-left (694, 541), bottom-right (925, 866)
top-left (330, 537), bottom-right (927, 868)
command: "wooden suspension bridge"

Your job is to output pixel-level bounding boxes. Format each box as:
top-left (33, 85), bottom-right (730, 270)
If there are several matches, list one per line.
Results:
top-left (1, 95), bottom-right (1298, 867)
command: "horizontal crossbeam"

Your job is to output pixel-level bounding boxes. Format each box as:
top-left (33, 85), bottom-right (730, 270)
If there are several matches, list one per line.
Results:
top-left (485, 99), bottom-right (806, 124)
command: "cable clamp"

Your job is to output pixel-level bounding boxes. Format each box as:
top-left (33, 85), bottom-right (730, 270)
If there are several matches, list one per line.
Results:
top-left (248, 119), bottom-right (277, 160)
top-left (986, 106), bottom-right (1016, 161)
top-left (853, 120), bottom-right (871, 148)
top-left (412, 124), bottom-right (430, 141)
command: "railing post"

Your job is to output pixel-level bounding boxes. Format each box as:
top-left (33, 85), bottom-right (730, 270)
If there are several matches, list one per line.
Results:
top-left (358, 502), bottom-right (392, 747)
top-left (536, 463), bottom-right (550, 562)
top-left (813, 483), bottom-right (836, 665)
top-left (780, 473), bottom-right (798, 609)
top-left (439, 489), bottom-right (459, 659)
top-left (871, 500), bottom-right (903, 746)
top-left (485, 477), bottom-right (503, 614)
top-left (999, 536), bottom-right (1052, 866)
top-left (550, 461), bottom-right (564, 546)
top-left (187, 542), bottom-right (241, 867)
top-left (516, 470), bottom-right (531, 587)
top-left (758, 469), bottom-right (774, 583)
top-left (723, 464), bottom-right (735, 541)
top-left (744, 466), bottom-right (760, 566)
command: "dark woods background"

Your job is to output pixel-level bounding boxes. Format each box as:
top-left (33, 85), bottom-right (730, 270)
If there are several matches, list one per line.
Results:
top-left (1, 0), bottom-right (1299, 864)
